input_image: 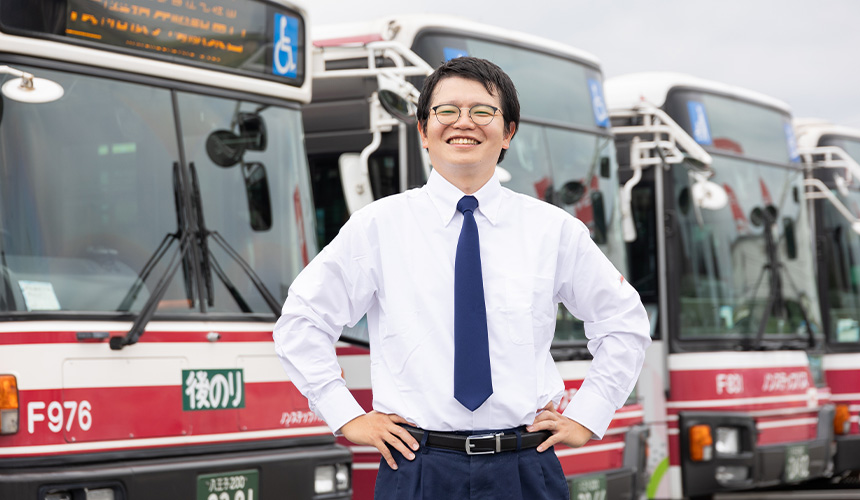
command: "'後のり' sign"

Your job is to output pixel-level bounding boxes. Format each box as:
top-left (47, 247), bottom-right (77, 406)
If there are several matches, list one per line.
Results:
top-left (182, 369), bottom-right (245, 411)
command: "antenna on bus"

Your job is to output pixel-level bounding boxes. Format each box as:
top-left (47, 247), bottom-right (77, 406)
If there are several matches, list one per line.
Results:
top-left (0, 66), bottom-right (64, 103)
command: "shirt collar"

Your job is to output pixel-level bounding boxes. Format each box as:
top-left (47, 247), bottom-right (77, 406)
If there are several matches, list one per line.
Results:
top-left (425, 169), bottom-right (502, 227)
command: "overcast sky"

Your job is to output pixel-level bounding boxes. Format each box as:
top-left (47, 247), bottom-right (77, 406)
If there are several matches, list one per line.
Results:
top-left (306, 0), bottom-right (860, 129)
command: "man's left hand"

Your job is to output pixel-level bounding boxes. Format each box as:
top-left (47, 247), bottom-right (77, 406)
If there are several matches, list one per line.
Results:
top-left (526, 402), bottom-right (592, 452)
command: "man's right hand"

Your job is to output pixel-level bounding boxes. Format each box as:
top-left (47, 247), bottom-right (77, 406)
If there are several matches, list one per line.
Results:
top-left (339, 411), bottom-right (420, 470)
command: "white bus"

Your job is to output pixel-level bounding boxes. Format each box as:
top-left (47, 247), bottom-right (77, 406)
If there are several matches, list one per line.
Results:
top-left (796, 118), bottom-right (860, 481)
top-left (607, 72), bottom-right (833, 498)
top-left (304, 15), bottom-right (647, 500)
top-left (0, 0), bottom-right (352, 498)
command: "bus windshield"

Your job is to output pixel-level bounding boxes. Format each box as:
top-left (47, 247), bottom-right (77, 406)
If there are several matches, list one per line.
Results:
top-left (411, 33), bottom-right (624, 344)
top-left (817, 135), bottom-right (860, 345)
top-left (665, 92), bottom-right (821, 342)
top-left (0, 65), bottom-right (315, 316)
top-left (412, 33), bottom-right (602, 130)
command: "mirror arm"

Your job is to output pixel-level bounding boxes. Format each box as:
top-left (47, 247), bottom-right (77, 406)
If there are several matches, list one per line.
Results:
top-left (359, 129), bottom-right (383, 179)
top-left (800, 146), bottom-right (860, 184)
top-left (804, 178), bottom-right (860, 234)
top-left (620, 136), bottom-right (644, 242)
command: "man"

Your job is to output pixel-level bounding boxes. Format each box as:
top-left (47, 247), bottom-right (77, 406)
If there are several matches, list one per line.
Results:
top-left (274, 56), bottom-right (650, 499)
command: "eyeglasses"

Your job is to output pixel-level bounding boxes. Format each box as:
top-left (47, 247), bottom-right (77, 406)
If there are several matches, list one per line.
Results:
top-left (431, 104), bottom-right (501, 126)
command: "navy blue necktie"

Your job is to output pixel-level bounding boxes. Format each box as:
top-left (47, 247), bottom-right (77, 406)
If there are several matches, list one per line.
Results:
top-left (454, 195), bottom-right (493, 411)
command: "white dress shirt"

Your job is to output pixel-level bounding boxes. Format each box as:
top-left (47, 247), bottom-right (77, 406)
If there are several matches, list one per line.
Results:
top-left (273, 170), bottom-right (650, 438)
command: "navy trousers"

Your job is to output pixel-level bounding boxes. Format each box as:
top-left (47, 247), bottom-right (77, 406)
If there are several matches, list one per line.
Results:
top-left (373, 430), bottom-right (570, 500)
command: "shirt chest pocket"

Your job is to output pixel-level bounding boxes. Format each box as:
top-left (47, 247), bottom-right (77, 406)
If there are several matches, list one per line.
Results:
top-left (501, 275), bottom-right (556, 345)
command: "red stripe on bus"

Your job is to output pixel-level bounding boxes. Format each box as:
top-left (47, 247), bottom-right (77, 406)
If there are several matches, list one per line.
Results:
top-left (0, 330), bottom-right (276, 345)
top-left (313, 34), bottom-right (385, 47)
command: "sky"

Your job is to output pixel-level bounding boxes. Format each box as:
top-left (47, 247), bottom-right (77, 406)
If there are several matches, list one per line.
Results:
top-left (305, 0), bottom-right (860, 129)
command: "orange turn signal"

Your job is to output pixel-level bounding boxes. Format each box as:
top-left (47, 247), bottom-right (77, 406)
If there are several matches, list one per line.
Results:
top-left (0, 375), bottom-right (17, 410)
top-left (834, 404), bottom-right (851, 436)
top-left (0, 375), bottom-right (19, 435)
top-left (689, 424), bottom-right (713, 461)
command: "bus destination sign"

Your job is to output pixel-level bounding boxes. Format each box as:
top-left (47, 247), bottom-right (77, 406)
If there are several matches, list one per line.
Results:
top-left (64, 0), bottom-right (300, 80)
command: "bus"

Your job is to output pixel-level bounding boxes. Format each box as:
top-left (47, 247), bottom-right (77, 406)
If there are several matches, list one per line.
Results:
top-left (605, 72), bottom-right (834, 498)
top-left (0, 0), bottom-right (352, 498)
top-left (796, 118), bottom-right (860, 481)
top-left (305, 15), bottom-right (648, 500)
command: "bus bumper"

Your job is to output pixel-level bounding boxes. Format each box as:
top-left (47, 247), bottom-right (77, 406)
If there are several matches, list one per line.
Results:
top-left (680, 405), bottom-right (835, 498)
top-left (834, 432), bottom-right (860, 474)
top-left (566, 424), bottom-right (649, 500)
top-left (756, 405), bottom-right (835, 486)
top-left (0, 443), bottom-right (352, 500)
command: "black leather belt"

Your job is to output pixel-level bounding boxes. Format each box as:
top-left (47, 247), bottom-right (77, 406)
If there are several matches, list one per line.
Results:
top-left (404, 426), bottom-right (551, 455)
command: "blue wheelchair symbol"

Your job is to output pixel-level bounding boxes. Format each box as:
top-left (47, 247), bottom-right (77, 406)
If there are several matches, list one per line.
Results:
top-left (784, 122), bottom-right (800, 162)
top-left (687, 101), bottom-right (712, 145)
top-left (588, 78), bottom-right (609, 128)
top-left (273, 13), bottom-right (298, 78)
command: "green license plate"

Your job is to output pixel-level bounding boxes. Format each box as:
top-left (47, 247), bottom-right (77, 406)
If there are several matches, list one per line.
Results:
top-left (197, 469), bottom-right (259, 500)
top-left (784, 444), bottom-right (810, 483)
top-left (570, 473), bottom-right (607, 500)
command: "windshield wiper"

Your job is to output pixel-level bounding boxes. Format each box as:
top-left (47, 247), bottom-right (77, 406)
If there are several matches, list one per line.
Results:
top-left (189, 162), bottom-right (281, 317)
top-left (746, 207), bottom-right (816, 350)
top-left (111, 163), bottom-right (195, 350)
top-left (111, 159), bottom-right (283, 350)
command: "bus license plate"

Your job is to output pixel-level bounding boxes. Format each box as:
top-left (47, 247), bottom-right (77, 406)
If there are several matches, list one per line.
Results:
top-left (784, 444), bottom-right (810, 483)
top-left (197, 469), bottom-right (259, 500)
top-left (570, 473), bottom-right (607, 500)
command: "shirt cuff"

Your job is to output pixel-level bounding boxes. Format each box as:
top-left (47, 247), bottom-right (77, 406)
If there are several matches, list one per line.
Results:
top-left (313, 384), bottom-right (366, 435)
top-left (561, 384), bottom-right (617, 440)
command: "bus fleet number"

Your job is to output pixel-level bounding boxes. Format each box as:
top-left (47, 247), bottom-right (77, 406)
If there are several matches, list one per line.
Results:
top-left (27, 400), bottom-right (92, 434)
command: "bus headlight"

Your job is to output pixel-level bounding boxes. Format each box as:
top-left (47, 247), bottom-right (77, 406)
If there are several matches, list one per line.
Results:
top-left (84, 489), bottom-right (115, 500)
top-left (715, 427), bottom-right (741, 455)
top-left (315, 463), bottom-right (350, 494)
top-left (314, 465), bottom-right (336, 494)
top-left (335, 463), bottom-right (350, 491)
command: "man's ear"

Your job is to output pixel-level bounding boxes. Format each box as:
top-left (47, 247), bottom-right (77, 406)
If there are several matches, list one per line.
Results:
top-left (502, 122), bottom-right (517, 149)
top-left (417, 121), bottom-right (429, 148)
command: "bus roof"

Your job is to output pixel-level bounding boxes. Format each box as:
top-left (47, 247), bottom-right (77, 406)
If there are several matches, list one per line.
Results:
top-left (794, 118), bottom-right (860, 149)
top-left (604, 71), bottom-right (792, 115)
top-left (312, 14), bottom-right (602, 68)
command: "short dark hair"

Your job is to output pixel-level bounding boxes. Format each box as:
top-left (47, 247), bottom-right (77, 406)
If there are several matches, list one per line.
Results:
top-left (417, 56), bottom-right (519, 163)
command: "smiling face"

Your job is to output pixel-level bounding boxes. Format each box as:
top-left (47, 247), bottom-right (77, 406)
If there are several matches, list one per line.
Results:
top-left (418, 76), bottom-right (516, 194)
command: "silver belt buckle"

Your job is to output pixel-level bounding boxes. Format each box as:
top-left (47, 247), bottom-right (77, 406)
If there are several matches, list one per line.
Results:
top-left (465, 432), bottom-right (503, 455)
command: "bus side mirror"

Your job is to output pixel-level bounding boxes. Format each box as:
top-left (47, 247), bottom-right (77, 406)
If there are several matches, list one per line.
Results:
top-left (377, 73), bottom-right (418, 124)
top-left (238, 112), bottom-right (267, 151)
top-left (242, 162), bottom-right (272, 231)
top-left (591, 190), bottom-right (607, 244)
top-left (600, 157), bottom-right (610, 178)
top-left (559, 180), bottom-right (586, 205)
top-left (783, 218), bottom-right (797, 260)
top-left (206, 129), bottom-right (245, 167)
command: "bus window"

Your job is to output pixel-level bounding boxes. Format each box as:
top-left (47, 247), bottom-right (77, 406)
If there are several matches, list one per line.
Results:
top-left (0, 66), bottom-right (189, 313)
top-left (500, 123), bottom-right (551, 200)
top-left (672, 156), bottom-right (818, 339)
top-left (176, 93), bottom-right (316, 313)
top-left (412, 34), bottom-right (597, 130)
top-left (669, 91), bottom-right (798, 164)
